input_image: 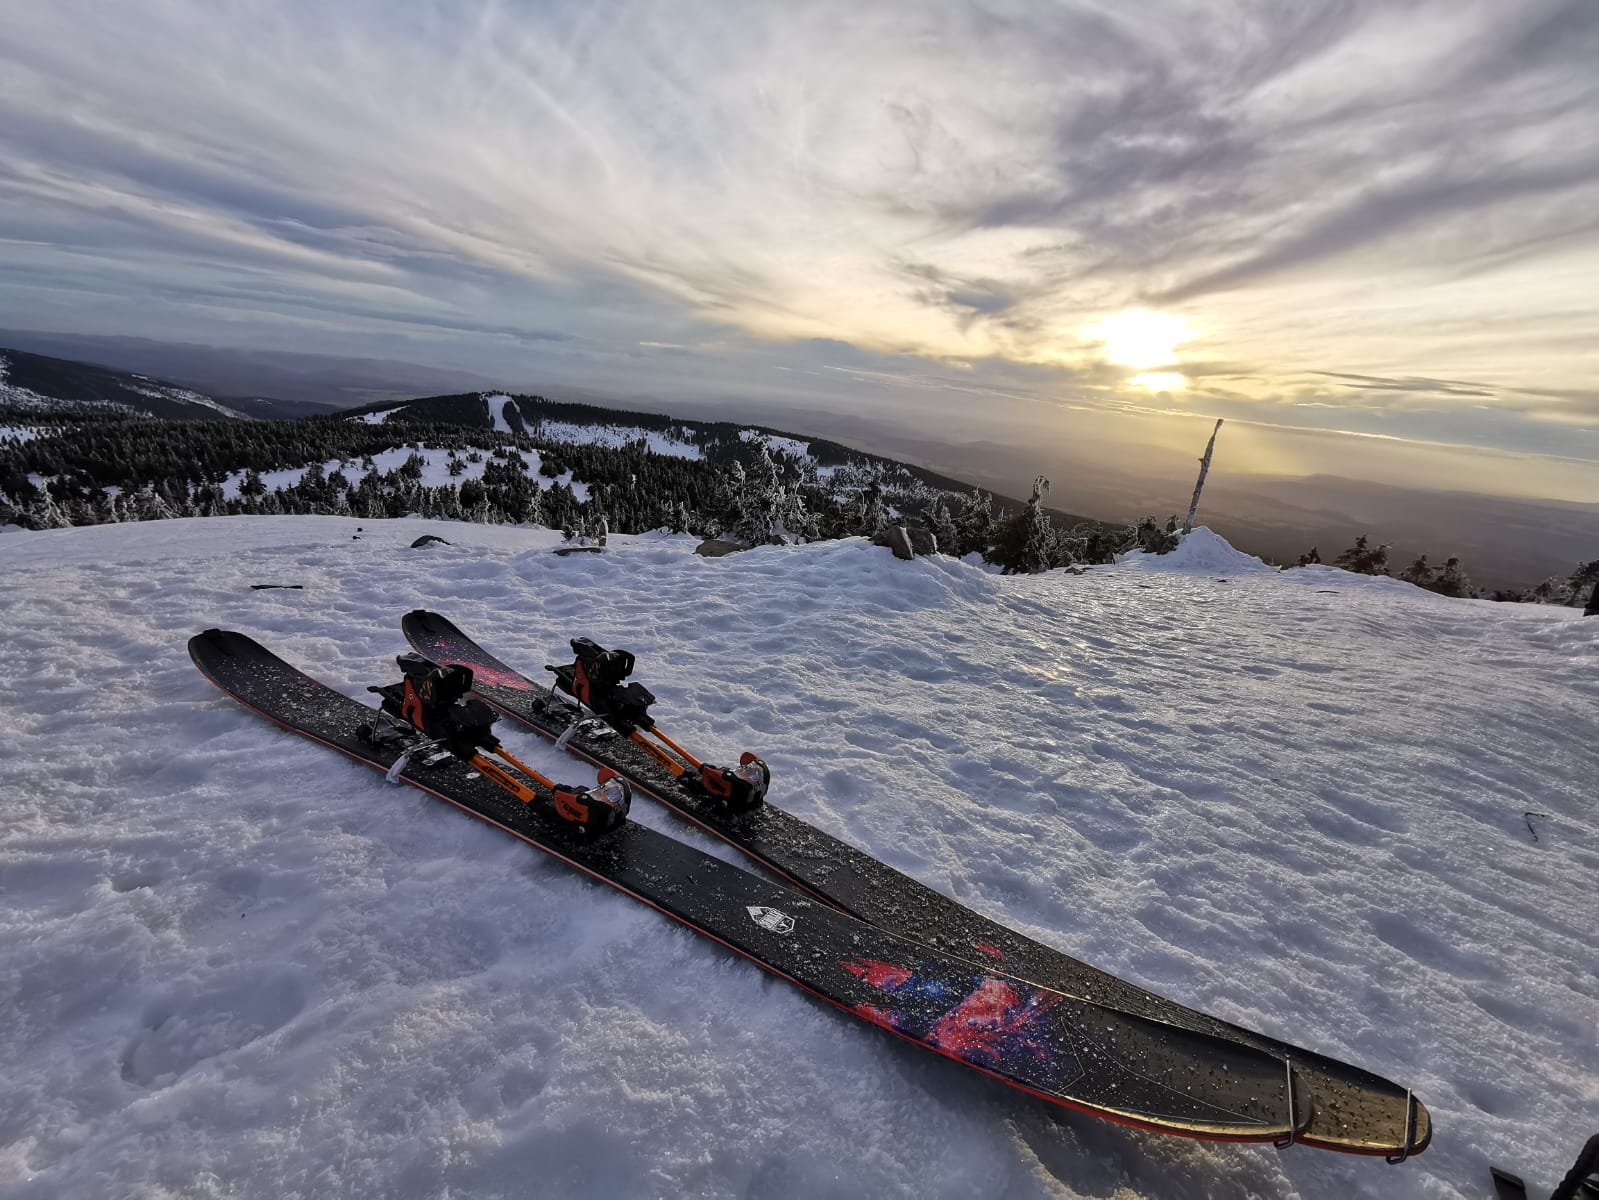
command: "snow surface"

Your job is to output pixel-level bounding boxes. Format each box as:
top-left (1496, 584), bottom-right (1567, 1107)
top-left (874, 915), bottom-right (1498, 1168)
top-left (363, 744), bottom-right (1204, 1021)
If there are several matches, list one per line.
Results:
top-left (0, 354), bottom-right (85, 415)
top-left (0, 519), bottom-right (1594, 1199)
top-left (357, 408), bottom-right (402, 425)
top-left (0, 425), bottom-right (40, 445)
top-left (1118, 526), bottom-right (1279, 575)
top-left (127, 376), bottom-right (247, 420)
top-left (742, 428), bottom-right (812, 461)
top-left (484, 394), bottom-right (517, 434)
top-left (534, 419), bottom-right (703, 461)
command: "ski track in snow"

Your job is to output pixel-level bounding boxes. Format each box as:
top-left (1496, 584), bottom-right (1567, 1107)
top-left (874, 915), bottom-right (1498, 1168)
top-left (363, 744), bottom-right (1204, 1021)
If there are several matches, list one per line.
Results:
top-left (484, 394), bottom-right (516, 434)
top-left (0, 518), bottom-right (1594, 1199)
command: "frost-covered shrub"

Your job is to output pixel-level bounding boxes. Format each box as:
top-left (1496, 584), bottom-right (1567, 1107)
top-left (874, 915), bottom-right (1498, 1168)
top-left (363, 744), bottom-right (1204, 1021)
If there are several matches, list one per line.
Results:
top-left (1132, 515), bottom-right (1182, 556)
top-left (1334, 535), bottom-right (1389, 576)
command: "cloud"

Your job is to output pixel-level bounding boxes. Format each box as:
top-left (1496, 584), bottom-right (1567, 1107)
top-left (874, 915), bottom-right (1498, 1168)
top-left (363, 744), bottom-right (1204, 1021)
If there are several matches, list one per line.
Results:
top-left (1310, 372), bottom-right (1499, 400)
top-left (0, 0), bottom-right (1594, 476)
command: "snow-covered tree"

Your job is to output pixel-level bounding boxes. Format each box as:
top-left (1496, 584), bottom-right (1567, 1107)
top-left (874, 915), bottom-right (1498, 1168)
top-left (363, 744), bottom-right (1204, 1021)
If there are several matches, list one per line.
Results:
top-left (1334, 535), bottom-right (1390, 576)
top-left (926, 498), bottom-right (956, 555)
top-left (1426, 556), bottom-right (1473, 599)
top-left (1132, 515), bottom-right (1181, 556)
top-left (953, 488), bottom-right (995, 556)
top-left (855, 479), bottom-right (889, 540)
top-left (723, 442), bottom-right (787, 546)
top-left (988, 476), bottom-right (1063, 574)
top-left (1399, 556), bottom-right (1435, 587)
top-left (132, 484), bottom-right (176, 522)
top-left (26, 486), bottom-right (72, 529)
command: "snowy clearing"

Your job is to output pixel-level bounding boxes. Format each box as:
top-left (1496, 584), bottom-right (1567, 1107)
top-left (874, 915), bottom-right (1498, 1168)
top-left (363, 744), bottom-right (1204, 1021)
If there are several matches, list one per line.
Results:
top-left (0, 425), bottom-right (40, 445)
top-left (216, 446), bottom-right (586, 501)
top-left (126, 377), bottom-right (246, 419)
top-left (742, 428), bottom-right (812, 461)
top-left (534, 419), bottom-right (703, 460)
top-left (0, 519), bottom-right (1592, 1199)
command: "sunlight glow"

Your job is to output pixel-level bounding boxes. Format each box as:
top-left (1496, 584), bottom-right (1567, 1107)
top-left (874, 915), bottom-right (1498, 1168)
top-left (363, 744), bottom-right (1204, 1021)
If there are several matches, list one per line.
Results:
top-left (1087, 309), bottom-right (1192, 370)
top-left (1130, 371), bottom-right (1188, 393)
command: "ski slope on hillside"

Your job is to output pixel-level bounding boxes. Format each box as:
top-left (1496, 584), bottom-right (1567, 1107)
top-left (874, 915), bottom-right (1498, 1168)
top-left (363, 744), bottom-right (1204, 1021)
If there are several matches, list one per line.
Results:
top-left (0, 518), bottom-right (1593, 1199)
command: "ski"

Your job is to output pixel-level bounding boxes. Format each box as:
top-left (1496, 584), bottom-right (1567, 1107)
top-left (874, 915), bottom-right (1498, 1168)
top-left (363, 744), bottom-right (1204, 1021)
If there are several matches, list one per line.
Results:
top-left (1491, 1135), bottom-right (1599, 1200)
top-left (402, 609), bottom-right (1432, 1160)
top-left (190, 628), bottom-right (1312, 1146)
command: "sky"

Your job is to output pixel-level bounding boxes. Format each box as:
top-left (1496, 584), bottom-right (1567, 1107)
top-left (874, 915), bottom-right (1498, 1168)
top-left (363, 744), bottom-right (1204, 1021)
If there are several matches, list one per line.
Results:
top-left (1, 0), bottom-right (1597, 500)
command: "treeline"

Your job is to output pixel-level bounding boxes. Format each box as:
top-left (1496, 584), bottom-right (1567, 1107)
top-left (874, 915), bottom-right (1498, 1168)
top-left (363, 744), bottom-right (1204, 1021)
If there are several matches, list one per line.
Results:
top-left (0, 408), bottom-right (1157, 573)
top-left (1290, 534), bottom-right (1599, 609)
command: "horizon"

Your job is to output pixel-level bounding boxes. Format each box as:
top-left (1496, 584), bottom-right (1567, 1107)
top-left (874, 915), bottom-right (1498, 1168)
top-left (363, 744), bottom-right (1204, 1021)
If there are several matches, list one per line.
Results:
top-left (2, 2), bottom-right (1596, 502)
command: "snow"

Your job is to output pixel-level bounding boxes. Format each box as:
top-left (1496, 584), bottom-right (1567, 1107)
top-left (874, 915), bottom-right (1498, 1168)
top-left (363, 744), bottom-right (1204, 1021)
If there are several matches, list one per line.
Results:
top-left (484, 393), bottom-right (517, 434)
top-left (535, 419), bottom-right (703, 460)
top-left (740, 427), bottom-right (841, 477)
top-left (0, 353), bottom-right (71, 414)
top-left (127, 376), bottom-right (248, 419)
top-left (358, 408), bottom-right (403, 425)
top-left (216, 446), bottom-right (587, 501)
top-left (743, 428), bottom-right (812, 461)
top-left (0, 425), bottom-right (40, 444)
top-left (1118, 526), bottom-right (1279, 575)
top-left (1, 519), bottom-right (1594, 1199)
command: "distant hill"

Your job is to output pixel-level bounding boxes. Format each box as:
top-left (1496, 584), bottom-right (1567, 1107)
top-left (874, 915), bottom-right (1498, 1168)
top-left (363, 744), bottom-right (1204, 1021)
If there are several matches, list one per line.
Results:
top-left (0, 329), bottom-right (506, 409)
top-left (0, 382), bottom-right (1124, 574)
top-left (220, 395), bottom-right (344, 420)
top-left (343, 390), bottom-right (1100, 527)
top-left (0, 347), bottom-right (249, 421)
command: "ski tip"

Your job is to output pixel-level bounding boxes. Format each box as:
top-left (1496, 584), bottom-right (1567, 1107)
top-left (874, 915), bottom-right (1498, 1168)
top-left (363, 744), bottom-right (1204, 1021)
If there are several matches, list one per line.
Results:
top-left (1488, 1166), bottom-right (1528, 1200)
top-left (188, 627), bottom-right (230, 660)
top-left (402, 609), bottom-right (448, 636)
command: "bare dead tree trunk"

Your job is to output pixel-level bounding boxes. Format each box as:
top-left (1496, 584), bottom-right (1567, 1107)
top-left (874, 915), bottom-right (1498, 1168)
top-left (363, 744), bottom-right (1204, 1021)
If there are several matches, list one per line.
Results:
top-left (1182, 419), bottom-right (1224, 534)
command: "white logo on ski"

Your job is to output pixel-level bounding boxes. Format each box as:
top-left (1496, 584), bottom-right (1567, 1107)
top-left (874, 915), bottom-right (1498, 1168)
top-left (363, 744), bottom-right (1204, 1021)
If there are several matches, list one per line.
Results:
top-left (746, 905), bottom-right (796, 934)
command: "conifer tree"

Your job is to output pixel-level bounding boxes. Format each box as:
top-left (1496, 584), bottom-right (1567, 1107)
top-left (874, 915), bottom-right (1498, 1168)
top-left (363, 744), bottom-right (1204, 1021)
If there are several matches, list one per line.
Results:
top-left (1334, 535), bottom-right (1390, 576)
top-left (1399, 556), bottom-right (1435, 587)
top-left (1427, 556), bottom-right (1473, 599)
top-left (954, 487), bottom-right (995, 556)
top-left (856, 480), bottom-right (889, 540)
top-left (927, 498), bottom-right (957, 555)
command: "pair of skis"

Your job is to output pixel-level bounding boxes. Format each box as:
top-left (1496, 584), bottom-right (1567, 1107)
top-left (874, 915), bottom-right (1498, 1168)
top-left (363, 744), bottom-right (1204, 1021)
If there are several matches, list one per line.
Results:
top-left (188, 615), bottom-right (1430, 1159)
top-left (400, 611), bottom-right (1431, 1161)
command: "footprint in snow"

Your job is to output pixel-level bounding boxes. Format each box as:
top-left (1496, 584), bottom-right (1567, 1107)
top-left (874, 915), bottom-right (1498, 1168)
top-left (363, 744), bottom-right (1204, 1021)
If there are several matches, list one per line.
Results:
top-left (120, 971), bottom-right (307, 1088)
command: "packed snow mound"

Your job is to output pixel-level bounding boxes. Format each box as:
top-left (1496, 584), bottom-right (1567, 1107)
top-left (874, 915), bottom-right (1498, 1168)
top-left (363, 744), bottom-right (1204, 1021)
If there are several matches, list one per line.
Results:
top-left (1, 516), bottom-right (1594, 1200)
top-left (1118, 526), bottom-right (1276, 575)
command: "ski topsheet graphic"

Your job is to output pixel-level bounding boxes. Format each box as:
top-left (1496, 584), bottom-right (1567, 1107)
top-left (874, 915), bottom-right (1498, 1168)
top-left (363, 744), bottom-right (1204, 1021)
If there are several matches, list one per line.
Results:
top-left (401, 609), bottom-right (1431, 1160)
top-left (190, 627), bottom-right (1311, 1145)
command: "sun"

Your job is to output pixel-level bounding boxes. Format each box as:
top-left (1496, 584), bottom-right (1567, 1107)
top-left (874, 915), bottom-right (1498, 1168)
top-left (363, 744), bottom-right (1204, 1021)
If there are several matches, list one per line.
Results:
top-left (1129, 371), bottom-right (1188, 394)
top-left (1086, 309), bottom-right (1191, 370)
